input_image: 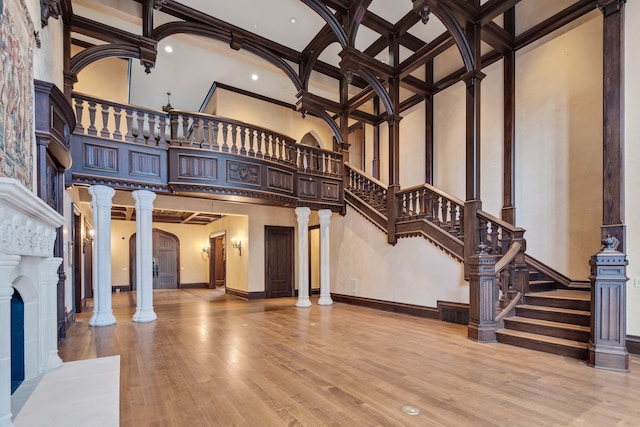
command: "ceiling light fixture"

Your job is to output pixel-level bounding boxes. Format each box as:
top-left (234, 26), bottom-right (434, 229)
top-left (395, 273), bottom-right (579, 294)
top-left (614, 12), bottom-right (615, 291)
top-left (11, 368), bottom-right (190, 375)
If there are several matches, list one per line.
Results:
top-left (164, 45), bottom-right (173, 53)
top-left (289, 17), bottom-right (297, 24)
top-left (251, 74), bottom-right (259, 81)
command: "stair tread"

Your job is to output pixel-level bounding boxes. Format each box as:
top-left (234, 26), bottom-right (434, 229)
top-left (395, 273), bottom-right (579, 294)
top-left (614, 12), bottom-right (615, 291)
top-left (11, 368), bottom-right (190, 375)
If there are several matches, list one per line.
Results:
top-left (518, 304), bottom-right (590, 316)
top-left (526, 290), bottom-right (591, 301)
top-left (506, 316), bottom-right (590, 331)
top-left (497, 328), bottom-right (588, 349)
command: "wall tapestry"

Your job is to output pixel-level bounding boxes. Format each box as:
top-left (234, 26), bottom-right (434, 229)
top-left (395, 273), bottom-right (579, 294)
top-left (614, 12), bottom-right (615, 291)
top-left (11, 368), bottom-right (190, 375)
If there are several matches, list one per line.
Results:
top-left (0, 0), bottom-right (35, 190)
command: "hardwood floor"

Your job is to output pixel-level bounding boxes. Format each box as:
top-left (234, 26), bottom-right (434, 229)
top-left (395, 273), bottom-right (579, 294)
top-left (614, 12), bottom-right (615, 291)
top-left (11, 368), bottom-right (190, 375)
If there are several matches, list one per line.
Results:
top-left (59, 290), bottom-right (640, 426)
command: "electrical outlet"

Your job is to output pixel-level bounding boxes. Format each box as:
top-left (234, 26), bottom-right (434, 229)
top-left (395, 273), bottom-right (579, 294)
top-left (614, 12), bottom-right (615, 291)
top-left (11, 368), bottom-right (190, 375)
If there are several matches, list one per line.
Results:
top-left (634, 277), bottom-right (640, 288)
top-left (350, 279), bottom-right (357, 293)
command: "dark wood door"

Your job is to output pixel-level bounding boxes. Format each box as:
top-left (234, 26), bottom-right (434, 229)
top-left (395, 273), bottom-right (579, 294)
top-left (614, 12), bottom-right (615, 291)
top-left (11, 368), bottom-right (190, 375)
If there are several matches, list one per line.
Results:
top-left (153, 230), bottom-right (179, 289)
top-left (73, 212), bottom-right (83, 313)
top-left (209, 235), bottom-right (225, 288)
top-left (84, 222), bottom-right (93, 301)
top-left (265, 226), bottom-right (294, 298)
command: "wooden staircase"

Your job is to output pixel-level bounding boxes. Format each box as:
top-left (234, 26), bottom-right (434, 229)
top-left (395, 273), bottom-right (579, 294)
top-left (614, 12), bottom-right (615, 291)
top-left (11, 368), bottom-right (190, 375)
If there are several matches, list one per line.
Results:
top-left (496, 288), bottom-right (591, 359)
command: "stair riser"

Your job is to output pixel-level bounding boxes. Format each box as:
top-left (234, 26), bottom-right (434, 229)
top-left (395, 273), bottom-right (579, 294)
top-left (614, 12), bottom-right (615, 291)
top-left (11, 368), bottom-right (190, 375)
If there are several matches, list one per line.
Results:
top-left (503, 320), bottom-right (590, 342)
top-left (515, 307), bottom-right (590, 326)
top-left (496, 333), bottom-right (588, 359)
top-left (524, 296), bottom-right (591, 311)
top-left (528, 281), bottom-right (555, 292)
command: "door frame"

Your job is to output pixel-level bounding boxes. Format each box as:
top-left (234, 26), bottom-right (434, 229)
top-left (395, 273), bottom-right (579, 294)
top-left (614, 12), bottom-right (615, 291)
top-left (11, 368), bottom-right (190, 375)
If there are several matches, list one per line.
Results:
top-left (209, 232), bottom-right (226, 289)
top-left (129, 228), bottom-right (181, 290)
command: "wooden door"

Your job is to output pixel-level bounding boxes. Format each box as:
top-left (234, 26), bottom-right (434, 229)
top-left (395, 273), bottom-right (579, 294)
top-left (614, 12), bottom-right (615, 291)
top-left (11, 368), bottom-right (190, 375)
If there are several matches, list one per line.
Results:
top-left (84, 222), bottom-right (93, 301)
top-left (73, 212), bottom-right (83, 313)
top-left (265, 226), bottom-right (294, 298)
top-left (209, 235), bottom-right (225, 288)
top-left (153, 229), bottom-right (179, 289)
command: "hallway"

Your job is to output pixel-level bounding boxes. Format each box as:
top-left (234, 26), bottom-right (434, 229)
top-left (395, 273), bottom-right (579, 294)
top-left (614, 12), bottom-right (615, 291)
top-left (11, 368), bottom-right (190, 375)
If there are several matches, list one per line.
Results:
top-left (59, 290), bottom-right (640, 426)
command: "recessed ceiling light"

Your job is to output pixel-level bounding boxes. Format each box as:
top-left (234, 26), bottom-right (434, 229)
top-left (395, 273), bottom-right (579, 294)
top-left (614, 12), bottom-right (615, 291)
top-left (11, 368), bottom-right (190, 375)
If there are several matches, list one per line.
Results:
top-left (289, 17), bottom-right (297, 24)
top-left (164, 45), bottom-right (173, 53)
top-left (251, 74), bottom-right (259, 81)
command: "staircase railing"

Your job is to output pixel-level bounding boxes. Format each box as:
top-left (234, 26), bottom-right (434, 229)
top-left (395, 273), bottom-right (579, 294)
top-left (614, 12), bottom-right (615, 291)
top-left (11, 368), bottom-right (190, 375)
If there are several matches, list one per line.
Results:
top-left (344, 163), bottom-right (387, 214)
top-left (397, 184), bottom-right (464, 238)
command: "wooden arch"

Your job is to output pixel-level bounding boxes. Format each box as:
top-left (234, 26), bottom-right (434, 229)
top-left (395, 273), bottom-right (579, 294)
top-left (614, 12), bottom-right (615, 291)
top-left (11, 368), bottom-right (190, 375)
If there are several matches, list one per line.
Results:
top-left (69, 44), bottom-right (140, 76)
top-left (152, 22), bottom-right (303, 92)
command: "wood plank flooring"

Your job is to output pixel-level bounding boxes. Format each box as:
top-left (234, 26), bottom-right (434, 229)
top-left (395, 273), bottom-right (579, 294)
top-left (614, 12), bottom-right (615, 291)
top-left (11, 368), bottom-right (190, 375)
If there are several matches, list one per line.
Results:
top-left (59, 289), bottom-right (640, 426)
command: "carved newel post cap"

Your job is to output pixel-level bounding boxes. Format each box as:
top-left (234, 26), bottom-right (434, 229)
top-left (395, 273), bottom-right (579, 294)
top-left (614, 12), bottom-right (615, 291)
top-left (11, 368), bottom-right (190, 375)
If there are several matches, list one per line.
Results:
top-left (601, 235), bottom-right (617, 251)
top-left (477, 242), bottom-right (490, 255)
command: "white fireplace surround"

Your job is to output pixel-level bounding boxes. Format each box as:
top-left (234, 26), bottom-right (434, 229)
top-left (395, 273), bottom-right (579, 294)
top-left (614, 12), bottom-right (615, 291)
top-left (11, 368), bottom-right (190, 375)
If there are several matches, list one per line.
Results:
top-left (0, 178), bottom-right (64, 427)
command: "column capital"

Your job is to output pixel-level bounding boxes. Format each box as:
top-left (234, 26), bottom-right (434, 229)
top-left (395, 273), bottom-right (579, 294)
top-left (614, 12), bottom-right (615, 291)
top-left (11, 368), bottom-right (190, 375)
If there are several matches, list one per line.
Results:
top-left (318, 209), bottom-right (332, 223)
top-left (132, 189), bottom-right (157, 209)
top-left (295, 206), bottom-right (311, 220)
top-left (88, 185), bottom-right (115, 206)
top-left (383, 113), bottom-right (403, 125)
top-left (597, 0), bottom-right (625, 16)
top-left (461, 70), bottom-right (486, 86)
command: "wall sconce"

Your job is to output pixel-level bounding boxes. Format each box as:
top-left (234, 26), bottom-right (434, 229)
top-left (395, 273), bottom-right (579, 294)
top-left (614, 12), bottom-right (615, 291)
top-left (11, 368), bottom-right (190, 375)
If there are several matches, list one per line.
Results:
top-left (202, 244), bottom-right (210, 258)
top-left (83, 229), bottom-right (94, 252)
top-left (231, 237), bottom-right (242, 256)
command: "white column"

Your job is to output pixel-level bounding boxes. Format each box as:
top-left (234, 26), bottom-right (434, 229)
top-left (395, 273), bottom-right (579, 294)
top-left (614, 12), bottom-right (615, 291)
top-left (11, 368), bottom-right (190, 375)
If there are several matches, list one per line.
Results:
top-left (132, 190), bottom-right (157, 323)
top-left (295, 207), bottom-right (311, 308)
top-left (0, 255), bottom-right (19, 427)
top-left (88, 185), bottom-right (116, 326)
top-left (39, 257), bottom-right (64, 372)
top-left (317, 209), bottom-right (333, 306)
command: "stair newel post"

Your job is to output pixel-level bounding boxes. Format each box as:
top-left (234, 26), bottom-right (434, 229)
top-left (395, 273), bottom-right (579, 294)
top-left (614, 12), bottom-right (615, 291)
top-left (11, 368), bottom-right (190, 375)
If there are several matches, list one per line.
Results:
top-left (587, 236), bottom-right (629, 371)
top-left (512, 229), bottom-right (528, 303)
top-left (468, 244), bottom-right (498, 342)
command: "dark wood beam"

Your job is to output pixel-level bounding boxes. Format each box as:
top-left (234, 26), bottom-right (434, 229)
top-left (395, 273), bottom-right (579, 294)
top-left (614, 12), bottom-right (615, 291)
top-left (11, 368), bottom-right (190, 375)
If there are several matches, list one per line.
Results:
top-left (482, 22), bottom-right (513, 54)
top-left (142, 0), bottom-right (153, 38)
top-left (400, 75), bottom-right (434, 98)
top-left (515, 0), bottom-right (598, 50)
top-left (398, 32), bottom-right (454, 78)
top-left (502, 7), bottom-right (516, 225)
top-left (478, 0), bottom-right (522, 26)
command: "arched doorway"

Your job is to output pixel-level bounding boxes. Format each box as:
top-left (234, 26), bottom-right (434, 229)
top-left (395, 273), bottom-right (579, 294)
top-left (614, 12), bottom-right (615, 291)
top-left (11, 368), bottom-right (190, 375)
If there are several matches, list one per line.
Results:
top-left (130, 229), bottom-right (180, 289)
top-left (11, 291), bottom-right (25, 394)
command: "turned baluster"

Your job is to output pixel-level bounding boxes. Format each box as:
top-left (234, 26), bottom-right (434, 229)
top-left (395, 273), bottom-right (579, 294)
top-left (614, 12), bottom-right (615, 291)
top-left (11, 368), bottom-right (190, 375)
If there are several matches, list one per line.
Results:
top-left (248, 129), bottom-right (255, 156)
top-left (112, 107), bottom-right (123, 140)
top-left (490, 222), bottom-right (500, 254)
top-left (271, 136), bottom-right (278, 160)
top-left (201, 119), bottom-right (210, 148)
top-left (125, 108), bottom-right (134, 142)
top-left (157, 115), bottom-right (167, 147)
top-left (181, 114), bottom-right (190, 145)
top-left (449, 202), bottom-right (457, 230)
top-left (211, 120), bottom-right (220, 150)
top-left (478, 217), bottom-right (489, 251)
top-left (257, 131), bottom-right (264, 157)
top-left (169, 112), bottom-right (179, 145)
top-left (136, 111), bottom-right (146, 144)
top-left (239, 126), bottom-right (247, 155)
top-left (100, 103), bottom-right (110, 138)
top-left (222, 123), bottom-right (229, 152)
top-left (147, 113), bottom-right (157, 146)
top-left (431, 196), bottom-right (441, 224)
top-left (230, 123), bottom-right (238, 154)
top-left (190, 117), bottom-right (202, 147)
top-left (87, 100), bottom-right (98, 135)
top-left (74, 98), bottom-right (85, 133)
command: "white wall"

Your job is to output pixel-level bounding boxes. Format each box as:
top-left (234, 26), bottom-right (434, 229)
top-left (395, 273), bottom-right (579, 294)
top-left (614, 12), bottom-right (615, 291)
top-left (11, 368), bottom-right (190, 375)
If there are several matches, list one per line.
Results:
top-left (399, 101), bottom-right (427, 189)
top-left (331, 208), bottom-right (467, 307)
top-left (625, 1), bottom-right (640, 336)
top-left (515, 14), bottom-right (603, 280)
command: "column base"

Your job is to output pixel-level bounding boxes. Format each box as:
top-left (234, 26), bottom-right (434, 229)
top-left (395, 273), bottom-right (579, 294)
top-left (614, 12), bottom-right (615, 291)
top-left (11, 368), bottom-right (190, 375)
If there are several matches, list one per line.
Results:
top-left (318, 295), bottom-right (333, 306)
top-left (588, 344), bottom-right (629, 372)
top-left (89, 312), bottom-right (116, 327)
top-left (133, 309), bottom-right (157, 323)
top-left (467, 321), bottom-right (497, 343)
top-left (295, 298), bottom-right (311, 308)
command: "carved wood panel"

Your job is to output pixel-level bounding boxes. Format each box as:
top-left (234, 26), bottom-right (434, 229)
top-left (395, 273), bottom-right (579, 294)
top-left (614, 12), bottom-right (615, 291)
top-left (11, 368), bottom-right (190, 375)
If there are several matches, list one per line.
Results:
top-left (321, 181), bottom-right (339, 201)
top-left (83, 143), bottom-right (118, 171)
top-left (267, 167), bottom-right (293, 193)
top-left (227, 160), bottom-right (260, 186)
top-left (130, 151), bottom-right (160, 177)
top-left (178, 155), bottom-right (217, 179)
top-left (297, 177), bottom-right (317, 198)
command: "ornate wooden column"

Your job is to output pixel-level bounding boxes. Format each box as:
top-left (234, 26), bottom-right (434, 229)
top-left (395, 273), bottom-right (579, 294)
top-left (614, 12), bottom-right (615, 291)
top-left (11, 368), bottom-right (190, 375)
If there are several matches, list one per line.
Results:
top-left (425, 61), bottom-right (434, 185)
top-left (502, 8), bottom-right (516, 225)
top-left (386, 75), bottom-right (402, 245)
top-left (132, 190), bottom-right (157, 323)
top-left (295, 207), bottom-right (312, 308)
top-left (588, 237), bottom-right (629, 371)
top-left (462, 19), bottom-right (485, 275)
top-left (598, 0), bottom-right (626, 252)
top-left (468, 247), bottom-right (497, 342)
top-left (88, 185), bottom-right (116, 326)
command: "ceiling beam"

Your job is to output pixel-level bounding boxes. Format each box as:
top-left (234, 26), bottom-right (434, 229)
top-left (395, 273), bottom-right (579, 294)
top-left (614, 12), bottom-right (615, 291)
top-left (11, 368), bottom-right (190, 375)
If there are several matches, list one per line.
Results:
top-left (478, 0), bottom-right (522, 26)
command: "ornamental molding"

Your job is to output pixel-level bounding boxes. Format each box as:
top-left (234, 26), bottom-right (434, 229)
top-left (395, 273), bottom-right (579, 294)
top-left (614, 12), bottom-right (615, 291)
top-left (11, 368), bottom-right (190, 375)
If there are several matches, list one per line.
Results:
top-left (0, 178), bottom-right (64, 258)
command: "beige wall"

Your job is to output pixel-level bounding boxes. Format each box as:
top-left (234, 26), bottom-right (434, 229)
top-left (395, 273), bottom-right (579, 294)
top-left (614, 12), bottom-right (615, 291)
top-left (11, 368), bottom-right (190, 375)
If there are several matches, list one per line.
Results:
top-left (72, 45), bottom-right (129, 104)
top-left (213, 89), bottom-right (336, 149)
top-left (206, 215), bottom-right (249, 291)
top-left (331, 208), bottom-right (467, 307)
top-left (515, 14), bottom-right (603, 280)
top-left (625, 1), bottom-right (640, 335)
